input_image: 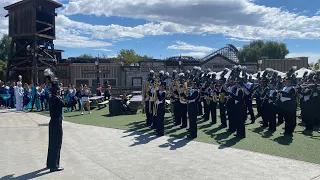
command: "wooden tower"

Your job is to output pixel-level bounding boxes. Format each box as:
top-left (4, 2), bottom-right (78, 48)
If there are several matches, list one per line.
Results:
top-left (4, 0), bottom-right (62, 84)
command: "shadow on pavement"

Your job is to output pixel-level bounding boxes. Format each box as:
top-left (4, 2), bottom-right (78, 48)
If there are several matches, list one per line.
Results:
top-left (159, 137), bottom-right (193, 150)
top-left (1, 168), bottom-right (50, 180)
top-left (273, 135), bottom-right (293, 145)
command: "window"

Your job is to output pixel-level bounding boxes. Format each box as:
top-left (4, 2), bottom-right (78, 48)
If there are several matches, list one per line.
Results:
top-left (132, 77), bottom-right (142, 87)
top-left (75, 80), bottom-right (89, 88)
top-left (104, 79), bottom-right (116, 86)
top-left (92, 79), bottom-right (101, 88)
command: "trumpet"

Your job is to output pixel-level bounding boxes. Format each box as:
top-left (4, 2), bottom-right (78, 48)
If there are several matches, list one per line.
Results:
top-left (212, 91), bottom-right (218, 102)
top-left (179, 86), bottom-right (188, 104)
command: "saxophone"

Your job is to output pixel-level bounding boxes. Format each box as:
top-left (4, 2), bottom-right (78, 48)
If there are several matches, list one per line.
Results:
top-left (219, 89), bottom-right (225, 103)
top-left (153, 85), bottom-right (159, 116)
top-left (179, 82), bottom-right (188, 104)
top-left (212, 91), bottom-right (218, 102)
top-left (205, 88), bottom-right (210, 105)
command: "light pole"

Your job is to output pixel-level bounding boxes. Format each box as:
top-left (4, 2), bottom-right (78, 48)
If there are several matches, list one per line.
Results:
top-left (95, 58), bottom-right (100, 90)
top-left (258, 59), bottom-right (263, 72)
top-left (179, 60), bottom-right (182, 73)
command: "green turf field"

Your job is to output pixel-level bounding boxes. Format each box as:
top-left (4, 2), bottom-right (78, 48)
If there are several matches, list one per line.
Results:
top-left (40, 107), bottom-right (320, 164)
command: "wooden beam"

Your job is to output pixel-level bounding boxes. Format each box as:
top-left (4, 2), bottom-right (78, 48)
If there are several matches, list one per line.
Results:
top-left (36, 27), bottom-right (53, 34)
top-left (38, 46), bottom-right (54, 59)
top-left (9, 59), bottom-right (30, 69)
top-left (13, 56), bottom-right (32, 61)
top-left (36, 20), bottom-right (54, 27)
top-left (35, 34), bottom-right (55, 40)
top-left (39, 59), bottom-right (56, 70)
top-left (38, 57), bottom-right (57, 62)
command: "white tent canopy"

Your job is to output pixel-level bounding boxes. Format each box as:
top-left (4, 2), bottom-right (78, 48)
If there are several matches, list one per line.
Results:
top-left (252, 70), bottom-right (286, 78)
top-left (295, 67), bottom-right (312, 78)
top-left (215, 69), bottom-right (257, 80)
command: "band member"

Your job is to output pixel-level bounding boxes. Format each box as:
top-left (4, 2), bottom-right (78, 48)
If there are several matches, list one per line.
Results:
top-left (226, 78), bottom-right (236, 133)
top-left (231, 78), bottom-right (246, 138)
top-left (183, 79), bottom-right (199, 139)
top-left (155, 82), bottom-right (166, 136)
top-left (280, 68), bottom-right (297, 136)
top-left (208, 82), bottom-right (218, 124)
top-left (44, 68), bottom-right (73, 172)
top-left (260, 78), bottom-right (270, 128)
top-left (178, 83), bottom-right (188, 128)
top-left (218, 83), bottom-right (227, 128)
top-left (144, 83), bottom-right (152, 127)
top-left (148, 81), bottom-right (156, 129)
top-left (243, 78), bottom-right (255, 123)
top-left (171, 84), bottom-right (180, 125)
top-left (266, 75), bottom-right (278, 132)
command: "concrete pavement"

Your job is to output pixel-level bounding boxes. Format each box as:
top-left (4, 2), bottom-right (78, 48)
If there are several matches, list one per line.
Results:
top-left (0, 109), bottom-right (320, 180)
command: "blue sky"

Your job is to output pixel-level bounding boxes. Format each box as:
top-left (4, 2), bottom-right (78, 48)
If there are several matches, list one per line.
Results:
top-left (1, 0), bottom-right (319, 62)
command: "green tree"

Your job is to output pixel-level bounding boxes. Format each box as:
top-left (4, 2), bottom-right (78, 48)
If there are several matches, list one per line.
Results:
top-left (117, 49), bottom-right (152, 64)
top-left (78, 54), bottom-right (94, 58)
top-left (238, 40), bottom-right (289, 63)
top-left (0, 34), bottom-right (12, 61)
top-left (0, 60), bottom-right (7, 80)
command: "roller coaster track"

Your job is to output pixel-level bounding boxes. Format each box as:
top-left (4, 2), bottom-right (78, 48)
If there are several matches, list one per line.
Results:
top-left (200, 44), bottom-right (240, 63)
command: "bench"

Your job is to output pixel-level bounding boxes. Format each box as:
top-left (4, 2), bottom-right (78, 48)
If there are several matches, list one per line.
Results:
top-left (98, 100), bottom-right (109, 109)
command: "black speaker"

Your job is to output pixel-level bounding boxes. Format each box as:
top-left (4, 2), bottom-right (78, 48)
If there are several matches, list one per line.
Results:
top-left (109, 99), bottom-right (123, 116)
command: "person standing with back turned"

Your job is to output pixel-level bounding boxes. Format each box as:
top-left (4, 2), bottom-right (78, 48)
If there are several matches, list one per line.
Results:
top-left (44, 69), bottom-right (73, 172)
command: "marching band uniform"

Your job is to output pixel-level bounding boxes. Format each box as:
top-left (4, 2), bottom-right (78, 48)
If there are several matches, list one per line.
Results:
top-left (226, 82), bottom-right (237, 133)
top-left (144, 86), bottom-right (151, 127)
top-left (266, 86), bottom-right (278, 131)
top-left (243, 81), bottom-right (255, 123)
top-left (202, 86), bottom-right (209, 121)
top-left (183, 82), bottom-right (199, 138)
top-left (299, 85), bottom-right (314, 130)
top-left (149, 83), bottom-right (156, 129)
top-left (208, 85), bottom-right (218, 124)
top-left (179, 89), bottom-right (188, 128)
top-left (155, 83), bottom-right (166, 136)
top-left (280, 79), bottom-right (297, 136)
top-left (172, 88), bottom-right (180, 125)
top-left (218, 85), bottom-right (227, 128)
top-left (231, 79), bottom-right (246, 138)
top-left (261, 82), bottom-right (270, 127)
top-left (45, 69), bottom-right (73, 172)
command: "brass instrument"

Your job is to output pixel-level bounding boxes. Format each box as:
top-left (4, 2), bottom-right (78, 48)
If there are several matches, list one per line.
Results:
top-left (219, 92), bottom-right (225, 103)
top-left (205, 88), bottom-right (210, 105)
top-left (179, 81), bottom-right (188, 104)
top-left (212, 91), bottom-right (218, 102)
top-left (152, 79), bottom-right (159, 116)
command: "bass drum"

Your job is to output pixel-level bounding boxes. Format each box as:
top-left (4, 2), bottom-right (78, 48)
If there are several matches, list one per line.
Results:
top-left (109, 98), bottom-right (123, 116)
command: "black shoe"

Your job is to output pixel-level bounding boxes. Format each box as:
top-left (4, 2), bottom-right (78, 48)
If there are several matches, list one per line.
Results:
top-left (157, 133), bottom-right (164, 137)
top-left (219, 124), bottom-right (227, 128)
top-left (187, 135), bottom-right (197, 139)
top-left (180, 125), bottom-right (187, 128)
top-left (211, 122), bottom-right (216, 125)
top-left (50, 167), bottom-right (64, 172)
top-left (260, 124), bottom-right (268, 128)
top-left (280, 132), bottom-right (293, 136)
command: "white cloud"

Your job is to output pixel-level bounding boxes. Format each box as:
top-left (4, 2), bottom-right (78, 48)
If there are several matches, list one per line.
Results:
top-left (181, 52), bottom-right (208, 58)
top-left (316, 10), bottom-right (320, 15)
top-left (59, 0), bottom-right (320, 40)
top-left (93, 49), bottom-right (112, 52)
top-left (286, 52), bottom-right (320, 63)
top-left (168, 41), bottom-right (214, 58)
top-left (168, 41), bottom-right (214, 52)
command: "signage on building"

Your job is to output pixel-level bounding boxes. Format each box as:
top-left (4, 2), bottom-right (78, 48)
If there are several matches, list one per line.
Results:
top-left (83, 70), bottom-right (110, 74)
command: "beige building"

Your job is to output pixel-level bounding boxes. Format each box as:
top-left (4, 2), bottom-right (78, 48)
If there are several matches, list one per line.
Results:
top-left (57, 56), bottom-right (308, 88)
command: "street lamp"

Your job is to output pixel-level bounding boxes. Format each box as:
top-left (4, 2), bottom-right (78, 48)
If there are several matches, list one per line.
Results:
top-left (258, 59), bottom-right (263, 72)
top-left (95, 59), bottom-right (100, 91)
top-left (178, 60), bottom-right (182, 73)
